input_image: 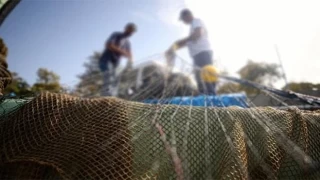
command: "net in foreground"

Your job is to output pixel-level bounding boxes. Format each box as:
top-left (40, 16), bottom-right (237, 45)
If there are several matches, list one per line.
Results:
top-left (1, 92), bottom-right (320, 179)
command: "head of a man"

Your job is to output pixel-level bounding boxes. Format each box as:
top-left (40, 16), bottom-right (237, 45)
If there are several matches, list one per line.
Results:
top-left (124, 23), bottom-right (137, 37)
top-left (179, 9), bottom-right (193, 25)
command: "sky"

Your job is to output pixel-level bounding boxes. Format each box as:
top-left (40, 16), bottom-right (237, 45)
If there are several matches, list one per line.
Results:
top-left (0, 0), bottom-right (319, 89)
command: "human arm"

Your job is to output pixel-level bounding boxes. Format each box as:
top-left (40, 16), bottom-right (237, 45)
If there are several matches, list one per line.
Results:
top-left (106, 33), bottom-right (131, 58)
top-left (173, 37), bottom-right (190, 50)
top-left (165, 36), bottom-right (190, 57)
top-left (107, 43), bottom-right (131, 58)
top-left (124, 41), bottom-right (133, 62)
top-left (165, 38), bottom-right (187, 57)
top-left (173, 27), bottom-right (203, 48)
top-left (125, 42), bottom-right (133, 69)
top-left (167, 20), bottom-right (204, 53)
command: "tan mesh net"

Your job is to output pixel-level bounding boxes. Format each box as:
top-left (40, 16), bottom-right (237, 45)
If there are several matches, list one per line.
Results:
top-left (1, 92), bottom-right (320, 179)
top-left (0, 37), bottom-right (12, 94)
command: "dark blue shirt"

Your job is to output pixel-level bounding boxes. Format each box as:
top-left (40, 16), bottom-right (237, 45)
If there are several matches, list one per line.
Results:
top-left (105, 32), bottom-right (131, 61)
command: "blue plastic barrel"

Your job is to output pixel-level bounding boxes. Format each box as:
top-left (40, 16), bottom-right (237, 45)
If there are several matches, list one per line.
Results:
top-left (143, 93), bottom-right (248, 108)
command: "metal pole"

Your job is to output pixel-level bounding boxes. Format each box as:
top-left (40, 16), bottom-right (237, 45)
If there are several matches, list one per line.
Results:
top-left (274, 44), bottom-right (288, 90)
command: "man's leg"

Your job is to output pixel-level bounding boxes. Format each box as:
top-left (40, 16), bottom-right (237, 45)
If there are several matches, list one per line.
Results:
top-left (99, 52), bottom-right (109, 96)
top-left (193, 51), bottom-right (215, 95)
top-left (100, 53), bottom-right (121, 96)
top-left (100, 56), bottom-right (115, 96)
top-left (101, 69), bottom-right (112, 96)
top-left (205, 82), bottom-right (216, 95)
top-left (107, 60), bottom-right (121, 96)
top-left (110, 60), bottom-right (119, 86)
top-left (194, 69), bottom-right (206, 94)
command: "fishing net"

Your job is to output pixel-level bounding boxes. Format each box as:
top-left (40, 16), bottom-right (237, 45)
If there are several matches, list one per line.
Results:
top-left (2, 3), bottom-right (320, 178)
top-left (117, 61), bottom-right (197, 101)
top-left (1, 92), bottom-right (320, 180)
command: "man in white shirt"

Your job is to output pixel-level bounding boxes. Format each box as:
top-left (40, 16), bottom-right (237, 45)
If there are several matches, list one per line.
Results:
top-left (166, 9), bottom-right (216, 95)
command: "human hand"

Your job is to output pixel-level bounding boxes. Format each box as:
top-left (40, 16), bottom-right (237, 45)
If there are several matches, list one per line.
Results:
top-left (122, 51), bottom-right (130, 58)
top-left (126, 59), bottom-right (133, 70)
top-left (165, 44), bottom-right (177, 56)
top-left (165, 50), bottom-right (175, 67)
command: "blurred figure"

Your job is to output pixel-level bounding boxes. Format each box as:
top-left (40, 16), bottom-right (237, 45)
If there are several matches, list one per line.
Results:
top-left (99, 23), bottom-right (137, 96)
top-left (166, 9), bottom-right (216, 95)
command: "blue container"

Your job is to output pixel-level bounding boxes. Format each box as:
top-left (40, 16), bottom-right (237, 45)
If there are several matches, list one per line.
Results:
top-left (143, 93), bottom-right (248, 108)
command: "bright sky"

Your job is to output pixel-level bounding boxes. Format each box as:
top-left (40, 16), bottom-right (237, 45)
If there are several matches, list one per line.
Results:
top-left (0, 0), bottom-right (319, 88)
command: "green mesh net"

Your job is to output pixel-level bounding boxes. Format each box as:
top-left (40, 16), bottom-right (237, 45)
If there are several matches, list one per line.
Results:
top-left (1, 92), bottom-right (320, 179)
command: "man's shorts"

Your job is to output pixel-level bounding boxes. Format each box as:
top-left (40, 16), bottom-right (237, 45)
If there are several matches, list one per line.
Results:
top-left (193, 51), bottom-right (213, 68)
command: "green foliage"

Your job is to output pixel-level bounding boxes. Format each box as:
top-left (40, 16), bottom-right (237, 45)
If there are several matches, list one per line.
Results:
top-left (218, 60), bottom-right (282, 95)
top-left (3, 69), bottom-right (63, 95)
top-left (237, 60), bottom-right (282, 95)
top-left (76, 52), bottom-right (103, 97)
top-left (286, 82), bottom-right (320, 97)
top-left (31, 83), bottom-right (62, 93)
top-left (238, 60), bottom-right (282, 86)
top-left (36, 68), bottom-right (60, 84)
top-left (32, 68), bottom-right (62, 93)
top-left (217, 82), bottom-right (241, 94)
top-left (3, 72), bottom-right (31, 96)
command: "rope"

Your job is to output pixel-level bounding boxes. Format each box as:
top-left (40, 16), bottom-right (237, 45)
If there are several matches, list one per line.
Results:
top-left (174, 54), bottom-right (320, 106)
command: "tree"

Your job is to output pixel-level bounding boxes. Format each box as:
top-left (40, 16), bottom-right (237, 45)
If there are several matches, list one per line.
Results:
top-left (286, 82), bottom-right (320, 97)
top-left (237, 60), bottom-right (282, 94)
top-left (238, 60), bottom-right (282, 86)
top-left (32, 68), bottom-right (62, 93)
top-left (3, 72), bottom-right (32, 96)
top-left (36, 68), bottom-right (60, 84)
top-left (217, 61), bottom-right (282, 95)
top-left (217, 82), bottom-right (241, 94)
top-left (75, 52), bottom-right (128, 97)
top-left (76, 52), bottom-right (103, 97)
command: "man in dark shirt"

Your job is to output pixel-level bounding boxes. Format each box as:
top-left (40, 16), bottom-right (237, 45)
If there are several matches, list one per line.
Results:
top-left (99, 23), bottom-right (137, 96)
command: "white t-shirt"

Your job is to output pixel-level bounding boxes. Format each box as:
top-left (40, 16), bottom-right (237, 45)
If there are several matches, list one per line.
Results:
top-left (187, 18), bottom-right (212, 57)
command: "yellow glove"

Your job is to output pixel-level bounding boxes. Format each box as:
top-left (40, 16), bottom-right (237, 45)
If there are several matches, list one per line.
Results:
top-left (165, 43), bottom-right (178, 57)
top-left (171, 43), bottom-right (178, 51)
